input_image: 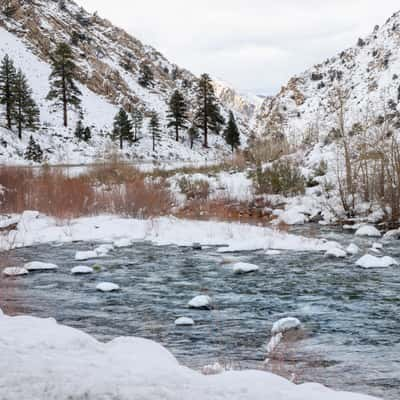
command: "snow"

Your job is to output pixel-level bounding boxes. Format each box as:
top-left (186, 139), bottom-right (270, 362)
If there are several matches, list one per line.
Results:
top-left (266, 332), bottom-right (283, 354)
top-left (382, 229), bottom-right (400, 241)
top-left (174, 317), bottom-right (195, 326)
top-left (355, 225), bottom-right (381, 238)
top-left (96, 282), bottom-right (120, 292)
top-left (266, 250), bottom-right (282, 256)
top-left (232, 262), bottom-right (259, 274)
top-left (355, 255), bottom-right (399, 269)
top-left (325, 247), bottom-right (347, 258)
top-left (24, 261), bottom-right (58, 271)
top-left (346, 243), bottom-right (360, 256)
top-left (0, 313), bottom-right (380, 400)
top-left (113, 238), bottom-right (134, 248)
top-left (75, 250), bottom-right (99, 261)
top-left (220, 255), bottom-right (240, 264)
top-left (277, 208), bottom-right (307, 225)
top-left (71, 266), bottom-right (94, 275)
top-left (188, 295), bottom-right (212, 309)
top-left (94, 244), bottom-right (114, 256)
top-left (2, 267), bottom-right (29, 276)
top-left (0, 214), bottom-right (339, 254)
top-left (271, 317), bottom-right (301, 335)
top-left (372, 243), bottom-right (383, 251)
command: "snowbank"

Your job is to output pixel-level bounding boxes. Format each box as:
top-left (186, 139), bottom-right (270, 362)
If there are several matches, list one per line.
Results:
top-left (0, 314), bottom-right (380, 400)
top-left (0, 213), bottom-right (338, 253)
top-left (356, 255), bottom-right (398, 269)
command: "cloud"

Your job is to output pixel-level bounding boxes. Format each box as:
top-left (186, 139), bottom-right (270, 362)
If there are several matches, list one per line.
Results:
top-left (79, 0), bottom-right (400, 94)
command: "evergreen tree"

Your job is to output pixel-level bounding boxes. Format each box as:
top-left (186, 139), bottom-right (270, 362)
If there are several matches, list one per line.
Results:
top-left (195, 73), bottom-right (225, 147)
top-left (131, 108), bottom-right (143, 142)
top-left (83, 126), bottom-right (91, 142)
top-left (113, 108), bottom-right (132, 150)
top-left (74, 112), bottom-right (90, 142)
top-left (223, 111), bottom-right (240, 152)
top-left (0, 54), bottom-right (17, 129)
top-left (167, 90), bottom-right (188, 142)
top-left (24, 135), bottom-right (43, 163)
top-left (13, 70), bottom-right (40, 140)
top-left (187, 123), bottom-right (199, 149)
top-left (47, 43), bottom-right (82, 127)
top-left (138, 62), bottom-right (154, 88)
top-left (149, 111), bottom-right (161, 152)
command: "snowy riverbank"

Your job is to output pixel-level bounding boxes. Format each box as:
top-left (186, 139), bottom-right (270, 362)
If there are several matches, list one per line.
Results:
top-left (0, 311), bottom-right (380, 400)
top-left (0, 211), bottom-right (340, 253)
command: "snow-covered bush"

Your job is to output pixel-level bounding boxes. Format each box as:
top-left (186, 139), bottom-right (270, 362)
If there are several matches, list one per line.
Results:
top-left (252, 160), bottom-right (305, 196)
top-left (178, 177), bottom-right (210, 200)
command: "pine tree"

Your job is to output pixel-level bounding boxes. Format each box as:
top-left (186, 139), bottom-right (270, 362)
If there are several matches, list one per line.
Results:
top-left (74, 113), bottom-right (87, 141)
top-left (195, 73), bottom-right (225, 147)
top-left (113, 108), bottom-right (132, 150)
top-left (167, 90), bottom-right (188, 142)
top-left (24, 135), bottom-right (43, 163)
top-left (83, 126), bottom-right (91, 142)
top-left (224, 111), bottom-right (240, 152)
top-left (131, 108), bottom-right (143, 142)
top-left (0, 54), bottom-right (17, 129)
top-left (47, 43), bottom-right (82, 127)
top-left (187, 123), bottom-right (199, 149)
top-left (13, 70), bottom-right (40, 140)
top-left (149, 111), bottom-right (161, 152)
top-left (138, 62), bottom-right (154, 88)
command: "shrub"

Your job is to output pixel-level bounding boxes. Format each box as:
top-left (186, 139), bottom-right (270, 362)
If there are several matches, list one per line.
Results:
top-left (178, 177), bottom-right (210, 200)
top-left (252, 160), bottom-right (305, 196)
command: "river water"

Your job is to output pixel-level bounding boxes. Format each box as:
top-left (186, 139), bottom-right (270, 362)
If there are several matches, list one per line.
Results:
top-left (2, 228), bottom-right (400, 399)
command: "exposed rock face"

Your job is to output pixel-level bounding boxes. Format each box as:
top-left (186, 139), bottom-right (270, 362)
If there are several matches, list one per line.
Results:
top-left (254, 11), bottom-right (400, 141)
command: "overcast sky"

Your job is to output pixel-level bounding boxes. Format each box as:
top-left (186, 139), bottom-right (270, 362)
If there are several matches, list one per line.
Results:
top-left (79, 0), bottom-right (400, 95)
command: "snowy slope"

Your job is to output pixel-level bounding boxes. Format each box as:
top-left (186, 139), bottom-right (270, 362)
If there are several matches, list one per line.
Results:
top-left (0, 0), bottom-right (257, 164)
top-left (255, 11), bottom-right (400, 141)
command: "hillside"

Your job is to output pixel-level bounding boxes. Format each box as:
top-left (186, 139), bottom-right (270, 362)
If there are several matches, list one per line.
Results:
top-left (254, 11), bottom-right (400, 142)
top-left (0, 0), bottom-right (256, 164)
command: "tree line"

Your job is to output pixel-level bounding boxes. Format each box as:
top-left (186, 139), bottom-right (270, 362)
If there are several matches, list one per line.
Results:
top-left (0, 41), bottom-right (241, 162)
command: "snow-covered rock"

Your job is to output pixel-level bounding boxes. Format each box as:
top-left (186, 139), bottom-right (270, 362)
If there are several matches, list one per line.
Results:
top-left (383, 229), bottom-right (400, 241)
top-left (271, 317), bottom-right (301, 336)
top-left (220, 255), bottom-right (240, 264)
top-left (0, 313), bottom-right (382, 400)
top-left (71, 266), bottom-right (94, 275)
top-left (113, 238), bottom-right (134, 248)
top-left (232, 262), bottom-right (259, 274)
top-left (24, 262), bottom-right (58, 271)
top-left (266, 332), bottom-right (283, 354)
top-left (94, 244), bottom-right (114, 256)
top-left (266, 250), bottom-right (282, 256)
top-left (0, 307), bottom-right (3, 317)
top-left (96, 282), bottom-right (120, 292)
top-left (355, 225), bottom-right (381, 238)
top-left (325, 247), bottom-right (346, 258)
top-left (174, 317), bottom-right (195, 326)
top-left (188, 295), bottom-right (212, 310)
top-left (356, 255), bottom-right (399, 269)
top-left (2, 267), bottom-right (29, 276)
top-left (75, 250), bottom-right (98, 261)
top-left (346, 243), bottom-right (360, 256)
top-left (278, 209), bottom-right (307, 225)
top-left (372, 243), bottom-right (383, 251)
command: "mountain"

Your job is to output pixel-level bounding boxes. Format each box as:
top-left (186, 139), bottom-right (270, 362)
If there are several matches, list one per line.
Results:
top-left (254, 10), bottom-right (400, 142)
top-left (0, 0), bottom-right (256, 164)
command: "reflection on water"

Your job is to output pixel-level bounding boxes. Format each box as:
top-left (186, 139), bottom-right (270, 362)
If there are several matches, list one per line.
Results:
top-left (3, 229), bottom-right (400, 400)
